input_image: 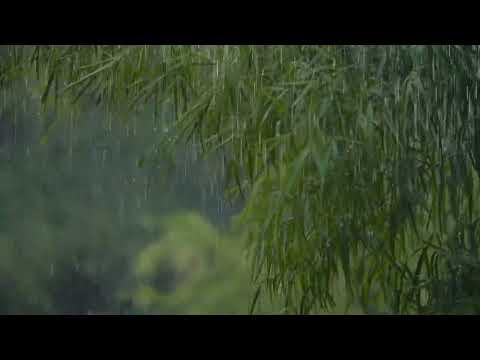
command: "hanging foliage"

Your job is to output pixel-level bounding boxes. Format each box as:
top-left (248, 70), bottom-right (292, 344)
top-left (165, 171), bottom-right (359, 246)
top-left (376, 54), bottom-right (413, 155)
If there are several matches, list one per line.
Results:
top-left (4, 45), bottom-right (480, 314)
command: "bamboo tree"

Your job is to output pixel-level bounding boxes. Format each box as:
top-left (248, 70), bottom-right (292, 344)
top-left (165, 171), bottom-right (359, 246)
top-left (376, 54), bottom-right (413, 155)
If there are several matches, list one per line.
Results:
top-left (3, 45), bottom-right (480, 314)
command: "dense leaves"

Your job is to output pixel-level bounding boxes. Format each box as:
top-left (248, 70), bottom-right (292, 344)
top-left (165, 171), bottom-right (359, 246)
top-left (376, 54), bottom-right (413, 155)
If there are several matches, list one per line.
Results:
top-left (3, 45), bottom-right (480, 314)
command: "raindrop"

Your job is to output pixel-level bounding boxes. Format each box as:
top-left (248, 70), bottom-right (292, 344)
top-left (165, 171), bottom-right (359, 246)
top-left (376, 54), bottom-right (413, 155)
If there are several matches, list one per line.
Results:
top-left (136, 196), bottom-right (141, 209)
top-left (210, 179), bottom-right (215, 196)
top-left (413, 102), bottom-right (418, 137)
top-left (275, 120), bottom-right (281, 137)
top-left (144, 179), bottom-right (149, 201)
top-left (432, 57), bottom-right (436, 82)
top-left (263, 143), bottom-right (268, 168)
top-left (220, 154), bottom-right (225, 179)
top-left (102, 149), bottom-right (107, 168)
top-left (50, 263), bottom-right (55, 277)
top-left (13, 111), bottom-right (17, 145)
top-left (239, 136), bottom-right (244, 166)
top-left (218, 197), bottom-right (223, 217)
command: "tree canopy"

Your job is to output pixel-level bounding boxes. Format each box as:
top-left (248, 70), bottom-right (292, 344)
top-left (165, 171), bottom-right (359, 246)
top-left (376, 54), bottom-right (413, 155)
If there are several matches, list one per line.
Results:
top-left (3, 45), bottom-right (480, 314)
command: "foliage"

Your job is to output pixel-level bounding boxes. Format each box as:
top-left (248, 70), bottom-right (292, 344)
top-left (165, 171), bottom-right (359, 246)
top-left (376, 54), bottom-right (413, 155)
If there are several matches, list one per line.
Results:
top-left (3, 45), bottom-right (480, 314)
top-left (131, 212), bottom-right (279, 314)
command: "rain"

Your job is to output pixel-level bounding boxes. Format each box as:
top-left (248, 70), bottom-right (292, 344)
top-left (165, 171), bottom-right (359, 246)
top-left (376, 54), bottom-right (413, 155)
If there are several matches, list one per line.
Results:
top-left (2, 45), bottom-right (480, 315)
top-left (0, 49), bottom-right (277, 314)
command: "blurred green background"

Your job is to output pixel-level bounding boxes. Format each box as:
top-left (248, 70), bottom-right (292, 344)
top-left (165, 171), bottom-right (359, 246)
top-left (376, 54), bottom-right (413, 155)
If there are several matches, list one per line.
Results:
top-left (0, 81), bottom-right (280, 314)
